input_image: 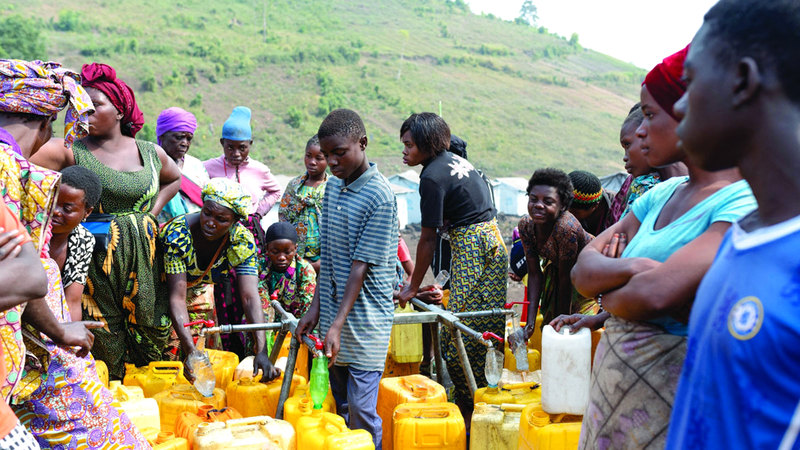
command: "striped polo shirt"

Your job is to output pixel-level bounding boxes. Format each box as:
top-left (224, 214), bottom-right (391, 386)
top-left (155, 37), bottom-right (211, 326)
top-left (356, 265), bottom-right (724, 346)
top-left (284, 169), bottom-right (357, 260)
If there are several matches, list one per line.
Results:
top-left (317, 163), bottom-right (399, 371)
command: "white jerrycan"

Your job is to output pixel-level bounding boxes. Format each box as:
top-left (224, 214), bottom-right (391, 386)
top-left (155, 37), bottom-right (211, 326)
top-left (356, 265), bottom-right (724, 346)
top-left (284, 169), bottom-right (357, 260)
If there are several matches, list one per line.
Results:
top-left (541, 324), bottom-right (591, 415)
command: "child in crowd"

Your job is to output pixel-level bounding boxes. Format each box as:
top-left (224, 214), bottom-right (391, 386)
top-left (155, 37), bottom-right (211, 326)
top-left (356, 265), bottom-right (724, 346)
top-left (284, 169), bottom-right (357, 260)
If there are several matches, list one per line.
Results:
top-left (49, 165), bottom-right (102, 321)
top-left (567, 170), bottom-right (614, 236)
top-left (279, 134), bottom-right (328, 274)
top-left (259, 221), bottom-right (316, 319)
top-left (296, 109), bottom-right (398, 449)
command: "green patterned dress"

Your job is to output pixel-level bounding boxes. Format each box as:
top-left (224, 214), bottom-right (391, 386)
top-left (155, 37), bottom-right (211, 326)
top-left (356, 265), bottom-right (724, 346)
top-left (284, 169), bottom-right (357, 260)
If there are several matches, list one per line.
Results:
top-left (74, 140), bottom-right (171, 379)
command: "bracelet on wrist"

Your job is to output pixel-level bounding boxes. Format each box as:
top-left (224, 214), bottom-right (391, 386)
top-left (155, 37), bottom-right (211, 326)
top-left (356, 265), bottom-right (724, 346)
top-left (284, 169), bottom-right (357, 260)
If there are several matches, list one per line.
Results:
top-left (596, 293), bottom-right (603, 311)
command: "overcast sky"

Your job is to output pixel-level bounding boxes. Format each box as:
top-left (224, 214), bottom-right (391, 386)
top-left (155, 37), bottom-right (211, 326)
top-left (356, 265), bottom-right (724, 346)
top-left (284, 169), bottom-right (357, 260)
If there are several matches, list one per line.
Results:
top-left (464, 0), bottom-right (718, 69)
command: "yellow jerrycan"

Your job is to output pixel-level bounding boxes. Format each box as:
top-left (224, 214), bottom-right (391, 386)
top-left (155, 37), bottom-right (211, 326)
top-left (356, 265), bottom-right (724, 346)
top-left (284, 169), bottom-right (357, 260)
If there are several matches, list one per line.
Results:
top-left (226, 373), bottom-right (306, 418)
top-left (205, 348), bottom-right (239, 390)
top-left (108, 380), bottom-right (161, 432)
top-left (175, 404), bottom-right (242, 448)
top-left (470, 402), bottom-right (524, 450)
top-left (295, 411), bottom-right (375, 450)
top-left (153, 383), bottom-right (226, 433)
top-left (392, 402), bottom-right (466, 450)
top-left (193, 416), bottom-right (296, 449)
top-left (94, 359), bottom-right (109, 387)
top-left (151, 431), bottom-right (189, 450)
top-left (517, 403), bottom-right (582, 450)
top-left (377, 375), bottom-right (447, 450)
top-left (282, 383), bottom-right (336, 428)
top-left (124, 361), bottom-right (190, 398)
top-left (390, 303), bottom-right (423, 363)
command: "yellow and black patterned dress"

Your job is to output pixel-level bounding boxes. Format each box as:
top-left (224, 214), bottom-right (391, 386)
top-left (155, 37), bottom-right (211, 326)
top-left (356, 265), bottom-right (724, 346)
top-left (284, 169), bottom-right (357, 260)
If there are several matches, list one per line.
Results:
top-left (74, 140), bottom-right (171, 379)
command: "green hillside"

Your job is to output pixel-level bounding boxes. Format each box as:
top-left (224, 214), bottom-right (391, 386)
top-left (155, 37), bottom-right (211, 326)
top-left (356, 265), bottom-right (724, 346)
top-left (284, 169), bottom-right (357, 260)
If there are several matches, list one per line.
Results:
top-left (1, 0), bottom-right (644, 178)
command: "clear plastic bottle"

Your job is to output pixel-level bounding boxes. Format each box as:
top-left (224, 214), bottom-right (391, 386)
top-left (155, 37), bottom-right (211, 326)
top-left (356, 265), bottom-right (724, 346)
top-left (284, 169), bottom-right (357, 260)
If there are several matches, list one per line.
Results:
top-left (308, 336), bottom-right (329, 410)
top-left (186, 331), bottom-right (216, 397)
top-left (484, 348), bottom-right (504, 388)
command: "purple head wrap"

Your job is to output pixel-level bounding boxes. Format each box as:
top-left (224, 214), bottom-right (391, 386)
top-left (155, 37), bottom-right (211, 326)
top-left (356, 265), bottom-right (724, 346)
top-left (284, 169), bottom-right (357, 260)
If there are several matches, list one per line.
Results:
top-left (156, 107), bottom-right (197, 146)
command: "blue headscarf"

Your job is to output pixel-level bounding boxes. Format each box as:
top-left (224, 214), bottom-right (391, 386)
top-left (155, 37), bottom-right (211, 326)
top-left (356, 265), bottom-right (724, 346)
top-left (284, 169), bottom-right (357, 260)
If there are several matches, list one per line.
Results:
top-left (221, 106), bottom-right (251, 141)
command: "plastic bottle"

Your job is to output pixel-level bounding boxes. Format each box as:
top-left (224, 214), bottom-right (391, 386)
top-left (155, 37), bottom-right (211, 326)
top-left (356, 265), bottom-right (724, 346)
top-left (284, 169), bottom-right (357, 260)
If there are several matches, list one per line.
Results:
top-left (541, 324), bottom-right (590, 415)
top-left (484, 348), bottom-right (504, 388)
top-left (309, 335), bottom-right (329, 410)
top-left (185, 327), bottom-right (216, 397)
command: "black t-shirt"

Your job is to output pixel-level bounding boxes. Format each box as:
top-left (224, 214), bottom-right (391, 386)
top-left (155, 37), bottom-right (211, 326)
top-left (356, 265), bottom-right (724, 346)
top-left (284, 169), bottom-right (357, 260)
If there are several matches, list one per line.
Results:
top-left (419, 151), bottom-right (495, 228)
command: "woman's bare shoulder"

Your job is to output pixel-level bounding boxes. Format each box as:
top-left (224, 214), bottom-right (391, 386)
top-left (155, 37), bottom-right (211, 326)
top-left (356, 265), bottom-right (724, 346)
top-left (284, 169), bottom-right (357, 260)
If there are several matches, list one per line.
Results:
top-left (30, 138), bottom-right (74, 170)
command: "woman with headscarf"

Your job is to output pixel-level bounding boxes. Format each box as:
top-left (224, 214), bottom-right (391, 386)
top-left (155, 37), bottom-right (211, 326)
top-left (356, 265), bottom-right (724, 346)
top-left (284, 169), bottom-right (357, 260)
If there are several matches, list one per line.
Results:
top-left (33, 62), bottom-right (182, 380)
top-left (203, 106), bottom-right (282, 356)
top-left (156, 106), bottom-right (209, 221)
top-left (554, 47), bottom-right (757, 449)
top-left (160, 178), bottom-right (277, 379)
top-left (0, 58), bottom-right (149, 449)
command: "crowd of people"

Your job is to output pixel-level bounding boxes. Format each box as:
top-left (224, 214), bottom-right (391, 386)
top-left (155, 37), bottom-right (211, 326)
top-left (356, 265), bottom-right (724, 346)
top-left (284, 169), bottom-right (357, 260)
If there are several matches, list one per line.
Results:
top-left (0, 0), bottom-right (797, 448)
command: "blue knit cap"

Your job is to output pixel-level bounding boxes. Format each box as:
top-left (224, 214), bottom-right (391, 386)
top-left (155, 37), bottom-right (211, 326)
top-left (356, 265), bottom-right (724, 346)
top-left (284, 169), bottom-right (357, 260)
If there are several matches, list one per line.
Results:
top-left (221, 106), bottom-right (252, 141)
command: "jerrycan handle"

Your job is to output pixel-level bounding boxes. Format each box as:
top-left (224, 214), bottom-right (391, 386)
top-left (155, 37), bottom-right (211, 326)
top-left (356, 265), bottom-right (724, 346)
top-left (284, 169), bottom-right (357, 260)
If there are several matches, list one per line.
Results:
top-left (149, 361), bottom-right (184, 374)
top-left (322, 413), bottom-right (347, 433)
top-left (400, 377), bottom-right (429, 397)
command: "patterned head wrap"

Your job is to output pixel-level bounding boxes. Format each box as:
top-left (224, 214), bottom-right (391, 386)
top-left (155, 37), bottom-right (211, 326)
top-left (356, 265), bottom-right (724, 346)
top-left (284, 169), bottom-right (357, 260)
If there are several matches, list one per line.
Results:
top-left (202, 177), bottom-right (251, 218)
top-left (643, 45), bottom-right (690, 121)
top-left (81, 62), bottom-right (144, 138)
top-left (569, 170), bottom-right (603, 208)
top-left (156, 107), bottom-right (197, 146)
top-left (0, 59), bottom-right (94, 149)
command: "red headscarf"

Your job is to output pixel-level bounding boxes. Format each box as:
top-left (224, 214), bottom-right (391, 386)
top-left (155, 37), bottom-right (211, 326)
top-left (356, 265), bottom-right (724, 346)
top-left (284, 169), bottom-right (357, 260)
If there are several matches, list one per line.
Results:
top-left (81, 62), bottom-right (144, 137)
top-left (643, 45), bottom-right (689, 121)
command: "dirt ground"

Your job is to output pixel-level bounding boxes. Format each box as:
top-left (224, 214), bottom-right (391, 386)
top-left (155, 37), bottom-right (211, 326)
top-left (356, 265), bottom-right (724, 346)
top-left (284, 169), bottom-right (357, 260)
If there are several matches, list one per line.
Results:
top-left (400, 213), bottom-right (527, 304)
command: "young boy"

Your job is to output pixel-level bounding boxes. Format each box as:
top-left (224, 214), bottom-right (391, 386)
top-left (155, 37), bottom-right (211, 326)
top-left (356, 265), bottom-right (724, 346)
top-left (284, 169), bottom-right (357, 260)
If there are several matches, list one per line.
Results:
top-left (259, 221), bottom-right (316, 319)
top-left (666, 1), bottom-right (800, 448)
top-left (296, 109), bottom-right (398, 449)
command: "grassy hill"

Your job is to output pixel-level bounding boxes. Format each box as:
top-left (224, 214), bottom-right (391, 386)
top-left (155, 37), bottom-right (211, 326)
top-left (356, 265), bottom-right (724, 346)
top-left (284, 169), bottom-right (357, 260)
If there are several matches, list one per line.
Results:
top-left (2, 0), bottom-right (644, 178)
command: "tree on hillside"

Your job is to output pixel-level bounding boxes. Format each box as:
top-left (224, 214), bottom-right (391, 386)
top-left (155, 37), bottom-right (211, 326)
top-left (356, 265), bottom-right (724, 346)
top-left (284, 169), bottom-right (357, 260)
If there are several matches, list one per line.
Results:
top-left (518, 0), bottom-right (538, 26)
top-left (0, 15), bottom-right (46, 60)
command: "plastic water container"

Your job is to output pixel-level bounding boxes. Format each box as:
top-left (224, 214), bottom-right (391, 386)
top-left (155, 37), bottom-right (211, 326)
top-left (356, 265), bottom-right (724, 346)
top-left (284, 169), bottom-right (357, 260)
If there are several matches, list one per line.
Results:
top-left (474, 382), bottom-right (541, 407)
top-left (295, 410), bottom-right (349, 448)
top-left (226, 373), bottom-right (306, 418)
top-left (124, 361), bottom-right (191, 398)
top-left (324, 430), bottom-right (375, 450)
top-left (139, 427), bottom-right (160, 445)
top-left (517, 403), bottom-right (582, 450)
top-left (206, 349), bottom-right (239, 390)
top-left (95, 359), bottom-right (109, 387)
top-left (499, 368), bottom-right (540, 387)
top-left (470, 402), bottom-right (524, 450)
top-left (377, 375), bottom-right (448, 450)
top-left (109, 380), bottom-right (161, 432)
top-left (541, 325), bottom-right (590, 415)
top-left (283, 384), bottom-right (336, 428)
top-left (175, 404), bottom-right (242, 447)
top-left (390, 303), bottom-right (423, 363)
top-left (151, 431), bottom-right (189, 450)
top-left (504, 346), bottom-right (541, 372)
top-left (153, 383), bottom-right (227, 433)
top-left (383, 341), bottom-right (421, 379)
top-left (192, 416), bottom-right (296, 449)
top-left (392, 402), bottom-right (466, 449)
top-left (275, 332), bottom-right (310, 379)
top-left (186, 349), bottom-right (216, 397)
